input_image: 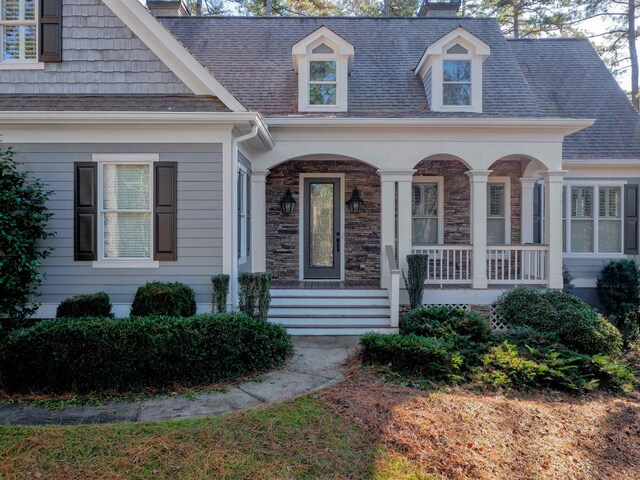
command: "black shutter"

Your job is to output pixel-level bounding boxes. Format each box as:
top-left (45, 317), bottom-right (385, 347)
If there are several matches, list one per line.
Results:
top-left (624, 184), bottom-right (638, 255)
top-left (154, 162), bottom-right (177, 261)
top-left (39, 0), bottom-right (62, 62)
top-left (533, 182), bottom-right (542, 244)
top-left (74, 162), bottom-right (97, 261)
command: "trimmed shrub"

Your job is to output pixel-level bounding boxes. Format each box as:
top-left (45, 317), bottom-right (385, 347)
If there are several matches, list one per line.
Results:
top-left (238, 272), bottom-right (272, 318)
top-left (494, 287), bottom-right (623, 357)
top-left (401, 306), bottom-right (491, 343)
top-left (360, 333), bottom-right (463, 380)
top-left (0, 313), bottom-right (293, 394)
top-left (597, 259), bottom-right (640, 319)
top-left (403, 254), bottom-right (429, 310)
top-left (211, 274), bottom-right (230, 313)
top-left (563, 263), bottom-right (574, 291)
top-left (131, 282), bottom-right (196, 317)
top-left (56, 292), bottom-right (113, 319)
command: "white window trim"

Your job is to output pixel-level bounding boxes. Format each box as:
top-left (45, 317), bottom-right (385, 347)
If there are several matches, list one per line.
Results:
top-left (238, 162), bottom-right (249, 264)
top-left (412, 176), bottom-right (444, 246)
top-left (91, 153), bottom-right (160, 269)
top-left (563, 180), bottom-right (626, 257)
top-left (487, 177), bottom-right (511, 245)
top-left (0, 0), bottom-right (39, 66)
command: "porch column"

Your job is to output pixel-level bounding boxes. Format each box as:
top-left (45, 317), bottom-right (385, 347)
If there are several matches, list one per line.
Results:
top-left (378, 173), bottom-right (396, 288)
top-left (251, 170), bottom-right (269, 272)
top-left (397, 174), bottom-right (415, 279)
top-left (520, 177), bottom-right (537, 244)
top-left (543, 170), bottom-right (565, 289)
top-left (467, 170), bottom-right (492, 289)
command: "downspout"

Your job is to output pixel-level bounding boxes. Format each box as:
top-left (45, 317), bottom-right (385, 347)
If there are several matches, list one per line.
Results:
top-left (229, 125), bottom-right (260, 310)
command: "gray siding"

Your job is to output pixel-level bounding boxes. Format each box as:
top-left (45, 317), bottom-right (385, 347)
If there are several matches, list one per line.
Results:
top-left (0, 0), bottom-right (191, 94)
top-left (423, 67), bottom-right (432, 107)
top-left (13, 143), bottom-right (222, 311)
top-left (563, 256), bottom-right (623, 281)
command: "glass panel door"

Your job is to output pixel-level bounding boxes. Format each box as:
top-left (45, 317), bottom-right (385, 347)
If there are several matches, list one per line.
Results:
top-left (303, 178), bottom-right (341, 279)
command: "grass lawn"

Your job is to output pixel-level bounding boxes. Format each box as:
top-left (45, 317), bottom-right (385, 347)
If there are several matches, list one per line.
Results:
top-left (0, 395), bottom-right (430, 480)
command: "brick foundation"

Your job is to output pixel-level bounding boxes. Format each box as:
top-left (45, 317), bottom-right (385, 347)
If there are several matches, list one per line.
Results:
top-left (266, 159), bottom-right (381, 282)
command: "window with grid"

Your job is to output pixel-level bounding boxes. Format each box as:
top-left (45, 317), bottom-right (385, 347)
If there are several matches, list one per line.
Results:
top-left (570, 186), bottom-right (594, 253)
top-left (443, 60), bottom-right (471, 106)
top-left (487, 183), bottom-right (505, 245)
top-left (308, 60), bottom-right (337, 106)
top-left (101, 163), bottom-right (152, 260)
top-left (237, 167), bottom-right (250, 260)
top-left (599, 187), bottom-right (622, 253)
top-left (1, 0), bottom-right (36, 63)
top-left (412, 182), bottom-right (439, 245)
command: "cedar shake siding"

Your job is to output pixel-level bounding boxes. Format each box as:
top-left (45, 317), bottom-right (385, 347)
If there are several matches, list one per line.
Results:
top-left (13, 143), bottom-right (222, 308)
top-left (0, 0), bottom-right (191, 95)
top-left (266, 159), bottom-right (381, 283)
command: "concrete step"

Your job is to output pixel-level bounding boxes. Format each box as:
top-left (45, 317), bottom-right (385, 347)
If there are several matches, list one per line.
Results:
top-left (279, 325), bottom-right (399, 336)
top-left (270, 297), bottom-right (389, 307)
top-left (269, 316), bottom-right (391, 326)
top-left (269, 307), bottom-right (391, 317)
top-left (271, 289), bottom-right (386, 298)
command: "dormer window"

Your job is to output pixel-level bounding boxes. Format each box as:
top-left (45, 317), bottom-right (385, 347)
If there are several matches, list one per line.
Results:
top-left (443, 59), bottom-right (471, 106)
top-left (415, 27), bottom-right (490, 113)
top-left (309, 59), bottom-right (337, 106)
top-left (292, 26), bottom-right (354, 112)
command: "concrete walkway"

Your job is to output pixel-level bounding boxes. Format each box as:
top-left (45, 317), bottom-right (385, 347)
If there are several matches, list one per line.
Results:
top-left (0, 336), bottom-right (359, 426)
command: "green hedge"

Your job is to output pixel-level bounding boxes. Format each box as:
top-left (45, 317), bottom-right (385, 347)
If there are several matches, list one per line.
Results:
top-left (131, 282), bottom-right (197, 317)
top-left (55, 292), bottom-right (113, 318)
top-left (0, 314), bottom-right (293, 394)
top-left (360, 333), bottom-right (462, 380)
top-left (494, 287), bottom-right (623, 357)
top-left (401, 306), bottom-right (491, 343)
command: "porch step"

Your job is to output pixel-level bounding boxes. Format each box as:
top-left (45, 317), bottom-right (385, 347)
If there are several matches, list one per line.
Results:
top-left (268, 288), bottom-right (393, 334)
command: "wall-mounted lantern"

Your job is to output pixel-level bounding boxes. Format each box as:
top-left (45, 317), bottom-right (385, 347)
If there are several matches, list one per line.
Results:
top-left (280, 188), bottom-right (296, 214)
top-left (346, 186), bottom-right (365, 214)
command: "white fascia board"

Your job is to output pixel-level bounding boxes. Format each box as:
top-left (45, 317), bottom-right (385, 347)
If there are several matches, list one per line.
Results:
top-left (266, 116), bottom-right (594, 135)
top-left (101, 0), bottom-right (246, 112)
top-left (415, 26), bottom-right (491, 75)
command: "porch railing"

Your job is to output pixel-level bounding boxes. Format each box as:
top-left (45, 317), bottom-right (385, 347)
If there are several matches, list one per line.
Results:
top-left (411, 245), bottom-right (473, 284)
top-left (411, 244), bottom-right (549, 285)
top-left (384, 245), bottom-right (400, 327)
top-left (486, 245), bottom-right (548, 284)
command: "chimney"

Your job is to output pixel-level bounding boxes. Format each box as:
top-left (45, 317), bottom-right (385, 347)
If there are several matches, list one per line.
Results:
top-left (418, 0), bottom-right (461, 17)
top-left (147, 0), bottom-right (190, 17)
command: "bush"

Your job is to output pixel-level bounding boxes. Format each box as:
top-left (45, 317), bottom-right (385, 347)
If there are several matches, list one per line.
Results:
top-left (597, 259), bottom-right (640, 319)
top-left (403, 254), bottom-right (429, 310)
top-left (211, 274), bottom-right (230, 313)
top-left (56, 292), bottom-right (113, 319)
top-left (401, 306), bottom-right (491, 343)
top-left (0, 313), bottom-right (293, 394)
top-left (238, 272), bottom-right (272, 318)
top-left (563, 263), bottom-right (574, 291)
top-left (0, 147), bottom-right (54, 330)
top-left (494, 287), bottom-right (622, 357)
top-left (131, 282), bottom-right (196, 317)
top-left (360, 333), bottom-right (463, 380)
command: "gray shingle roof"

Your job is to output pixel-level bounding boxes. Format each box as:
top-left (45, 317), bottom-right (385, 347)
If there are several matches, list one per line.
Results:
top-left (508, 38), bottom-right (640, 160)
top-left (159, 16), bottom-right (543, 118)
top-left (0, 94), bottom-right (229, 112)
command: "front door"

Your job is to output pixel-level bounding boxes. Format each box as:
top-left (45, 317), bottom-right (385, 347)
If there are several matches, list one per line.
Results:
top-left (303, 177), bottom-right (341, 279)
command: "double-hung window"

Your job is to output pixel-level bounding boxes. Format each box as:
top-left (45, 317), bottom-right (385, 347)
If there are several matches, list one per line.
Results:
top-left (1, 0), bottom-right (37, 63)
top-left (308, 60), bottom-right (337, 106)
top-left (487, 181), bottom-right (509, 245)
top-left (100, 162), bottom-right (153, 261)
top-left (412, 178), bottom-right (442, 245)
top-left (237, 165), bottom-right (251, 261)
top-left (443, 60), bottom-right (471, 106)
top-left (564, 184), bottom-right (623, 254)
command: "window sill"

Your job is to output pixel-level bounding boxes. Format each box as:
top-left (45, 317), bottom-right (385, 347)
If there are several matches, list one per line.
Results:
top-left (0, 62), bottom-right (45, 70)
top-left (92, 260), bottom-right (160, 269)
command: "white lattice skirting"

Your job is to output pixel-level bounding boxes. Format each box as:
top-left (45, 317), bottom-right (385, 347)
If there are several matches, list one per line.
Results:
top-left (424, 303), bottom-right (471, 311)
top-left (489, 305), bottom-right (510, 331)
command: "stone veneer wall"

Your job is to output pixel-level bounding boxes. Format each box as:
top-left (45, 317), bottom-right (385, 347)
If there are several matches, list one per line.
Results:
top-left (413, 158), bottom-right (523, 244)
top-left (266, 160), bottom-right (380, 282)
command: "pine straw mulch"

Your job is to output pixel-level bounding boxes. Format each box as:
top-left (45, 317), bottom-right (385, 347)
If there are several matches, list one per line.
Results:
top-left (321, 367), bottom-right (640, 480)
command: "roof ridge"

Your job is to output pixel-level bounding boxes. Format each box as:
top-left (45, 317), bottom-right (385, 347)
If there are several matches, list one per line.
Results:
top-left (507, 37), bottom-right (588, 42)
top-left (157, 15), bottom-right (499, 20)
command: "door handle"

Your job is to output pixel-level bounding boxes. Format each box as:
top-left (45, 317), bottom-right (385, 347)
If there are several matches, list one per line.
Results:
top-left (336, 231), bottom-right (341, 253)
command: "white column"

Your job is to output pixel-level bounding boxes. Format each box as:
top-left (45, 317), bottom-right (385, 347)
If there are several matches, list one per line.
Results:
top-left (520, 177), bottom-right (537, 244)
top-left (467, 170), bottom-right (492, 289)
top-left (543, 170), bottom-right (565, 289)
top-left (251, 170), bottom-right (269, 272)
top-left (379, 174), bottom-right (396, 288)
top-left (397, 175), bottom-right (414, 279)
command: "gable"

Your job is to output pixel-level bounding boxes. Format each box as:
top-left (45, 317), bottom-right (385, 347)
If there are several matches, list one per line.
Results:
top-left (0, 0), bottom-right (191, 95)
